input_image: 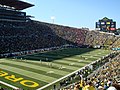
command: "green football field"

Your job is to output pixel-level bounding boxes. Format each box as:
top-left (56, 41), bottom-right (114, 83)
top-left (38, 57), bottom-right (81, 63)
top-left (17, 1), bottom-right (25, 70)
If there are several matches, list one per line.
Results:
top-left (0, 48), bottom-right (111, 90)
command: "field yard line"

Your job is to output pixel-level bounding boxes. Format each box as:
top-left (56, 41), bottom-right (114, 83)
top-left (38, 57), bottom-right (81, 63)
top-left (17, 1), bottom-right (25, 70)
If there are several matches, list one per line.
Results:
top-left (22, 60), bottom-right (82, 71)
top-left (1, 59), bottom-right (69, 76)
top-left (36, 60), bottom-right (97, 90)
top-left (53, 58), bottom-right (92, 65)
top-left (0, 64), bottom-right (56, 83)
top-left (0, 81), bottom-right (19, 89)
top-left (3, 59), bottom-right (84, 71)
top-left (63, 58), bottom-right (80, 61)
top-left (53, 60), bottom-right (79, 64)
top-left (56, 57), bottom-right (80, 61)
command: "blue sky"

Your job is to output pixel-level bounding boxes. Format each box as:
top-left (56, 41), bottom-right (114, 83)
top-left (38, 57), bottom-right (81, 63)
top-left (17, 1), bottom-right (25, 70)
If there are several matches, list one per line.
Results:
top-left (23, 0), bottom-right (120, 29)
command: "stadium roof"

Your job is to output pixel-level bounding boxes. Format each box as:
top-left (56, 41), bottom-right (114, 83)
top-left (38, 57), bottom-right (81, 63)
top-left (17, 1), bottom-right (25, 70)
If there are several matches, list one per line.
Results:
top-left (0, 0), bottom-right (34, 10)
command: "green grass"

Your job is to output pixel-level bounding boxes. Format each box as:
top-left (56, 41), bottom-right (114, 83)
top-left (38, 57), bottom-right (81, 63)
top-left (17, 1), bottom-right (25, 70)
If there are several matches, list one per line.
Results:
top-left (0, 48), bottom-right (111, 90)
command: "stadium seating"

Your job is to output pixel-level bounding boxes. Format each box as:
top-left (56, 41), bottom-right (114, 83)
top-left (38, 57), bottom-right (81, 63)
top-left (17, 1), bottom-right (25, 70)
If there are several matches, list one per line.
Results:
top-left (84, 30), bottom-right (118, 47)
top-left (111, 38), bottom-right (120, 48)
top-left (0, 19), bottom-right (120, 90)
top-left (0, 21), bottom-right (70, 54)
top-left (63, 53), bottom-right (120, 90)
top-left (0, 20), bottom-right (120, 56)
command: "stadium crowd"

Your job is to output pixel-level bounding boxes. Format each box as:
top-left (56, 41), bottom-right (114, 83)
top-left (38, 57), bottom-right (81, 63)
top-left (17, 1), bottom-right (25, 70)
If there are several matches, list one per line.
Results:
top-left (0, 20), bottom-right (120, 90)
top-left (84, 31), bottom-right (118, 48)
top-left (111, 38), bottom-right (120, 49)
top-left (60, 52), bottom-right (120, 90)
top-left (40, 21), bottom-right (87, 45)
top-left (0, 21), bottom-right (70, 54)
top-left (0, 20), bottom-right (120, 57)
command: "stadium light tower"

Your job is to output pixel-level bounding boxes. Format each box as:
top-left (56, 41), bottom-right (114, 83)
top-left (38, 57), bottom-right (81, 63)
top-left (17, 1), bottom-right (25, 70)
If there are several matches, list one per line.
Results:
top-left (51, 16), bottom-right (55, 24)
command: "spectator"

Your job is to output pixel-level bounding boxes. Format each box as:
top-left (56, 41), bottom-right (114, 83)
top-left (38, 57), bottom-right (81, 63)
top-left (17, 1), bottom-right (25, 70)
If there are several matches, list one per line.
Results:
top-left (83, 81), bottom-right (95, 90)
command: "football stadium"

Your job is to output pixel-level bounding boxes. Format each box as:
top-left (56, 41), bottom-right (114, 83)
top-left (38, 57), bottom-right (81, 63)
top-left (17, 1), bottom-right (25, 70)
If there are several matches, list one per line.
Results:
top-left (0, 0), bottom-right (120, 90)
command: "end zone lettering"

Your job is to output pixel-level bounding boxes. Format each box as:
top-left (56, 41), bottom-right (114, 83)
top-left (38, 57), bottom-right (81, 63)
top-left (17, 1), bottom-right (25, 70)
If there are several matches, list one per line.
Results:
top-left (0, 70), bottom-right (39, 88)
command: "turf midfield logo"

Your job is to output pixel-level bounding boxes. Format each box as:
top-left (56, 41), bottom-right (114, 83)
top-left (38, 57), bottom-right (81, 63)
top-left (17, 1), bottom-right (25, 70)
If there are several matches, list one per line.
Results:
top-left (0, 70), bottom-right (39, 88)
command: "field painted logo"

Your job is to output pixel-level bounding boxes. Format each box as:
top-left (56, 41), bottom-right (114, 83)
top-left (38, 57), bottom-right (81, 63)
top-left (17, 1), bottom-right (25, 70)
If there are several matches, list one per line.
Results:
top-left (0, 70), bottom-right (39, 88)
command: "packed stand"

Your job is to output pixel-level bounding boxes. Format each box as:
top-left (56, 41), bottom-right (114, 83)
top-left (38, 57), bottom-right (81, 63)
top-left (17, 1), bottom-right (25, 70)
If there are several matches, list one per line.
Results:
top-left (0, 21), bottom-right (71, 54)
top-left (0, 20), bottom-right (88, 56)
top-left (111, 38), bottom-right (120, 48)
top-left (0, 20), bottom-right (120, 56)
top-left (34, 21), bottom-right (87, 46)
top-left (84, 31), bottom-right (119, 48)
top-left (62, 52), bottom-right (120, 90)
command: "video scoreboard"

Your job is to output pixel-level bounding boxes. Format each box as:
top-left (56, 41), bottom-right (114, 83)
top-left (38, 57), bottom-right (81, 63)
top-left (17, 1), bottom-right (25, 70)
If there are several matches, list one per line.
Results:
top-left (96, 17), bottom-right (116, 32)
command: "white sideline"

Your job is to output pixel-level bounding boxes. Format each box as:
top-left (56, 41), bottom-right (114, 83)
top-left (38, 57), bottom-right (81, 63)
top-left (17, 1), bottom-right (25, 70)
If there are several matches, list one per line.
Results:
top-left (36, 59), bottom-right (98, 90)
top-left (0, 81), bottom-right (19, 89)
top-left (36, 52), bottom-right (115, 90)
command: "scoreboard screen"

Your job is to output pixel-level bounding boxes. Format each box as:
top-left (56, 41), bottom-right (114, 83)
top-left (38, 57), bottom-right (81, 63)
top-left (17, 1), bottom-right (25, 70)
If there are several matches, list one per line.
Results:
top-left (96, 17), bottom-right (116, 32)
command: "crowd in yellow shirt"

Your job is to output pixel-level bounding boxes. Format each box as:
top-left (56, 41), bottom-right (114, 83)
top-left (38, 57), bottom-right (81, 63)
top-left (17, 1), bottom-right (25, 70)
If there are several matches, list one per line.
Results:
top-left (63, 53), bottom-right (120, 90)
